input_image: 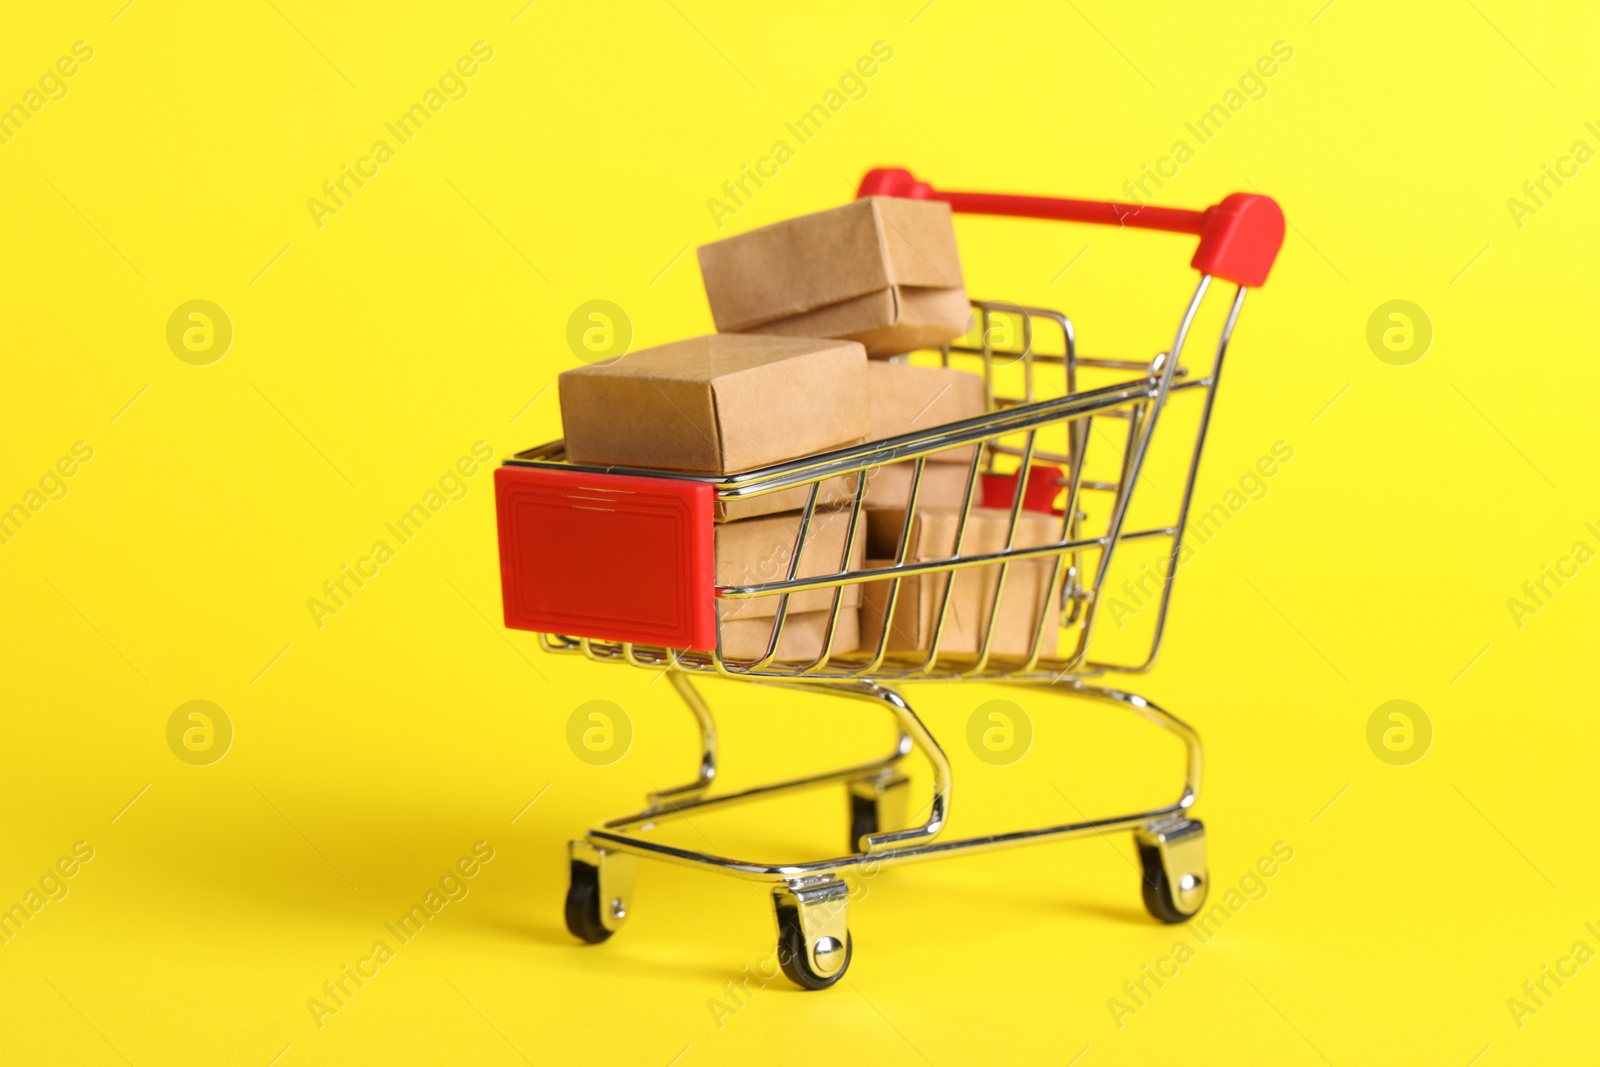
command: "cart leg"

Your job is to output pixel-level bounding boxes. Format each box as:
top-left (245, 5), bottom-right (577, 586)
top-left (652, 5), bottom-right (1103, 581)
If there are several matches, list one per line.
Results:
top-left (1017, 678), bottom-right (1207, 921)
top-left (645, 672), bottom-right (717, 810)
top-left (724, 678), bottom-right (949, 852)
top-left (835, 682), bottom-right (950, 852)
top-left (846, 769), bottom-right (911, 854)
top-left (772, 875), bottom-right (852, 989)
top-left (564, 840), bottom-right (637, 944)
top-left (1022, 678), bottom-right (1201, 811)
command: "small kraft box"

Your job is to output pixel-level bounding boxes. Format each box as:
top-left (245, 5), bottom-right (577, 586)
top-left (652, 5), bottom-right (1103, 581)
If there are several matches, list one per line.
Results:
top-left (863, 461), bottom-right (975, 512)
top-left (715, 507), bottom-right (865, 621)
top-left (867, 361), bottom-right (986, 464)
top-left (860, 507), bottom-right (1063, 658)
top-left (720, 609), bottom-right (860, 662)
top-left (558, 333), bottom-right (870, 521)
top-left (697, 197), bottom-right (970, 357)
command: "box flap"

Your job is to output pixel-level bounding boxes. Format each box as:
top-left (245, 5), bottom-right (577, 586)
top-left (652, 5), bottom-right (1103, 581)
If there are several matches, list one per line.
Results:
top-left (872, 197), bottom-right (964, 289)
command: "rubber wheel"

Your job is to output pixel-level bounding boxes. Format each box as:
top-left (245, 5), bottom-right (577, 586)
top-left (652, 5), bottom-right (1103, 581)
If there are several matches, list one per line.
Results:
top-left (848, 793), bottom-right (879, 853)
top-left (775, 905), bottom-right (852, 990)
top-left (1137, 841), bottom-right (1206, 924)
top-left (564, 860), bottom-right (614, 944)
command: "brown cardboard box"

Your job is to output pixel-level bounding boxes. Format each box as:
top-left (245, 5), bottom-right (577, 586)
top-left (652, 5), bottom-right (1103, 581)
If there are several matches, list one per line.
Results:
top-left (721, 360), bottom-right (983, 520)
top-left (719, 608), bottom-right (860, 662)
top-left (862, 461), bottom-right (974, 515)
top-left (868, 361), bottom-right (985, 463)
top-left (697, 197), bottom-right (969, 358)
top-left (716, 507), bottom-right (865, 621)
top-left (859, 507), bottom-right (1062, 658)
top-left (559, 334), bottom-right (869, 475)
top-left (717, 474), bottom-right (859, 523)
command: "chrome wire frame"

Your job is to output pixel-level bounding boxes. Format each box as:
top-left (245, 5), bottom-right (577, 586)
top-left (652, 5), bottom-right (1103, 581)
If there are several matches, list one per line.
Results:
top-left (513, 280), bottom-right (1242, 882)
top-left (515, 278), bottom-right (1244, 682)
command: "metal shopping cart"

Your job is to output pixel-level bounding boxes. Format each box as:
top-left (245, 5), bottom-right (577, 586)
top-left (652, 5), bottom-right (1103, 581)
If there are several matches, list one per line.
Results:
top-left (494, 167), bottom-right (1284, 988)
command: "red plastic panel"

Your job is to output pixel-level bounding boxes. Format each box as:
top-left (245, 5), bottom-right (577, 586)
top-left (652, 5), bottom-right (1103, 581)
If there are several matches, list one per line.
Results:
top-left (495, 465), bottom-right (716, 650)
top-left (981, 464), bottom-right (1065, 515)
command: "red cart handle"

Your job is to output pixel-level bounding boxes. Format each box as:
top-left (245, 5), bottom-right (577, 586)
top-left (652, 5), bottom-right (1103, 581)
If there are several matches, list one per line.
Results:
top-left (857, 167), bottom-right (1285, 288)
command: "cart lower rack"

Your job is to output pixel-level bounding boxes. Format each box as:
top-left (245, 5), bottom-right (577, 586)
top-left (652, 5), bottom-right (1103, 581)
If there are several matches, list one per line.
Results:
top-left (495, 168), bottom-right (1283, 988)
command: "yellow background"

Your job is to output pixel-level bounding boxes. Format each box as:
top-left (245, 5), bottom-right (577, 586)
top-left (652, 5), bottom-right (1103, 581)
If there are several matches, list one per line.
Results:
top-left (3, 0), bottom-right (1597, 1063)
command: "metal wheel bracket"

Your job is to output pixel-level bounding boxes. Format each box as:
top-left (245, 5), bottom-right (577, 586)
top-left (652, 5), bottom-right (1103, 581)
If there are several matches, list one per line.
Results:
top-left (573, 839), bottom-right (637, 933)
top-left (773, 876), bottom-right (850, 978)
top-left (1136, 816), bottom-right (1206, 912)
top-left (849, 770), bottom-right (911, 846)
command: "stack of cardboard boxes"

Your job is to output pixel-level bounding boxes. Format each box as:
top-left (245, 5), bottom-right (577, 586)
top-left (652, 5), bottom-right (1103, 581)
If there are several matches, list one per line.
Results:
top-left (557, 196), bottom-right (1059, 662)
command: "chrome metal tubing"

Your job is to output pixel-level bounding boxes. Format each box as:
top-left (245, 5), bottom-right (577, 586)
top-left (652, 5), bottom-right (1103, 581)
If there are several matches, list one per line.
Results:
top-left (645, 673), bottom-right (718, 809)
top-left (601, 680), bottom-right (915, 833)
top-left (1089, 285), bottom-right (1246, 675)
top-left (581, 677), bottom-right (1198, 883)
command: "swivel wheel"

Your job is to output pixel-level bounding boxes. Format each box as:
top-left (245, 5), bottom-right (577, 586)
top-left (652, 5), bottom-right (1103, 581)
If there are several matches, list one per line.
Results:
top-left (564, 841), bottom-right (636, 944)
top-left (1135, 817), bottom-right (1208, 923)
top-left (772, 877), bottom-right (853, 990)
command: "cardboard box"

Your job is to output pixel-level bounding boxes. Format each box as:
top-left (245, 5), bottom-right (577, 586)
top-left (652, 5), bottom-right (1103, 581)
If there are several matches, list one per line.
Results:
top-left (697, 197), bottom-right (969, 358)
top-left (719, 607), bottom-right (860, 662)
top-left (719, 361), bottom-right (983, 520)
top-left (559, 334), bottom-right (869, 475)
top-left (859, 507), bottom-right (1062, 658)
top-left (868, 361), bottom-right (985, 463)
top-left (715, 507), bottom-right (865, 621)
top-left (862, 461), bottom-right (974, 515)
top-left (717, 473), bottom-right (859, 523)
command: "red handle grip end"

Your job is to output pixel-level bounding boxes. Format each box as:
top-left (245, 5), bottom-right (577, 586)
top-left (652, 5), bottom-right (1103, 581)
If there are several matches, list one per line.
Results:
top-left (1191, 193), bottom-right (1285, 288)
top-left (857, 167), bottom-right (930, 199)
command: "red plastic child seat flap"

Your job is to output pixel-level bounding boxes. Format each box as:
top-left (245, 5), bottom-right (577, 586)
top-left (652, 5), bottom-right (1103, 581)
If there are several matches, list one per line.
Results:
top-left (981, 464), bottom-right (1065, 515)
top-left (495, 465), bottom-right (716, 650)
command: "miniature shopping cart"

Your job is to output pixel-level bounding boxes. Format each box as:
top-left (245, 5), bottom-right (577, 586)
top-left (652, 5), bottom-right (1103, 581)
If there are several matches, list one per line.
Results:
top-left (494, 168), bottom-right (1283, 988)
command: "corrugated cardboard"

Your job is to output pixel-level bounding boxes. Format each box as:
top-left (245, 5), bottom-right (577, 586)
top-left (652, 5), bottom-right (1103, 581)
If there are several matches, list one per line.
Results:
top-left (868, 361), bottom-right (986, 463)
top-left (859, 507), bottom-right (1062, 658)
top-left (697, 197), bottom-right (970, 357)
top-left (863, 461), bottom-right (975, 515)
top-left (719, 360), bottom-right (983, 520)
top-left (715, 507), bottom-right (865, 621)
top-left (559, 334), bottom-right (869, 474)
top-left (720, 608), bottom-right (860, 662)
top-left (717, 473), bottom-right (859, 523)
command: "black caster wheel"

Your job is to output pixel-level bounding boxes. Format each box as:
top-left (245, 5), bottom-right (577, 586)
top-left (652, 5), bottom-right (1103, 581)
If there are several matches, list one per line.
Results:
top-left (846, 772), bottom-right (909, 853)
top-left (565, 843), bottom-right (635, 943)
top-left (848, 793), bottom-right (878, 854)
top-left (1135, 818), bottom-right (1208, 924)
top-left (564, 859), bottom-right (614, 943)
top-left (776, 904), bottom-right (852, 990)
